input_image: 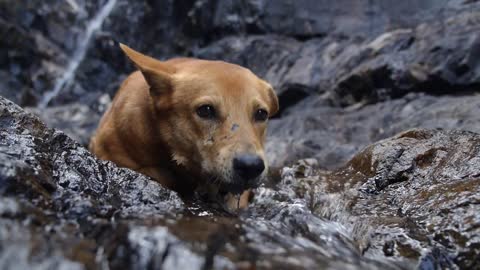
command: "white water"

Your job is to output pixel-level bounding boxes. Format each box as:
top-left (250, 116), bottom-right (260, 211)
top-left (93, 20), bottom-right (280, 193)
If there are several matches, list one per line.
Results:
top-left (39, 0), bottom-right (117, 108)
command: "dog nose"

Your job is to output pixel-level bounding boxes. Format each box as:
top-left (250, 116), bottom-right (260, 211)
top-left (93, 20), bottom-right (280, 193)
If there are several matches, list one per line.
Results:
top-left (233, 154), bottom-right (265, 181)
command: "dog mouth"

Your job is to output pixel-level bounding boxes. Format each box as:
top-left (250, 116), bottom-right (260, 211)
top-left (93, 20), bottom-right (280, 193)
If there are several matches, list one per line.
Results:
top-left (217, 175), bottom-right (262, 195)
top-left (218, 182), bottom-right (246, 195)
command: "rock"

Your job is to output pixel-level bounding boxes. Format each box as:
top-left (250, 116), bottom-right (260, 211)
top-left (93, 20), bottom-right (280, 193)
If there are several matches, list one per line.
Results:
top-left (27, 103), bottom-right (102, 146)
top-left (0, 96), bottom-right (184, 214)
top-left (196, 4), bottom-right (480, 111)
top-left (2, 94), bottom-right (480, 268)
top-left (4, 0), bottom-right (480, 109)
top-left (0, 0), bottom-right (105, 106)
top-left (0, 0), bottom-right (186, 107)
top-left (330, 9), bottom-right (480, 106)
top-left (334, 129), bottom-right (480, 269)
top-left (273, 128), bottom-right (480, 269)
top-left (189, 0), bottom-right (478, 40)
top-left (0, 96), bottom-right (192, 269)
top-left (266, 92), bottom-right (480, 169)
top-left (44, 0), bottom-right (192, 106)
top-left (0, 95), bottom-right (419, 269)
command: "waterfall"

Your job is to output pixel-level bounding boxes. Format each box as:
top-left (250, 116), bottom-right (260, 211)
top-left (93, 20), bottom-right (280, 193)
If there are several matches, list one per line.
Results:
top-left (39, 0), bottom-right (117, 108)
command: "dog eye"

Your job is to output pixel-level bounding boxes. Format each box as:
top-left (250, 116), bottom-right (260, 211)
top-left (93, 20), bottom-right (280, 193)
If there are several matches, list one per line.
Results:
top-left (196, 105), bottom-right (216, 119)
top-left (254, 109), bottom-right (269, 122)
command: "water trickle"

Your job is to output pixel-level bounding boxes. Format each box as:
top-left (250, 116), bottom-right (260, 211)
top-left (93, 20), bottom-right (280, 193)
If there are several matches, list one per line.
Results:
top-left (39, 0), bottom-right (117, 108)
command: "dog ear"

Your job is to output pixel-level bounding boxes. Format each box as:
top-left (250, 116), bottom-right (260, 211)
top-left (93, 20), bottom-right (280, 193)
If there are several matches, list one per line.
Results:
top-left (262, 81), bottom-right (279, 117)
top-left (119, 43), bottom-right (175, 96)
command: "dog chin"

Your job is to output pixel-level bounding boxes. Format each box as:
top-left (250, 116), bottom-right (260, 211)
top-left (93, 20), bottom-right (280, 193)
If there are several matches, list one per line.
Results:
top-left (217, 176), bottom-right (262, 195)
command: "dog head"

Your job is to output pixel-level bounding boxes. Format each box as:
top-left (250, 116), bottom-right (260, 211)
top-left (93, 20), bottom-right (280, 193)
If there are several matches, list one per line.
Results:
top-left (120, 44), bottom-right (278, 194)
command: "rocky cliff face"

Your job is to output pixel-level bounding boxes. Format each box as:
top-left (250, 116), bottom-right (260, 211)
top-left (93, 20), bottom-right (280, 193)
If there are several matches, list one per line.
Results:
top-left (1, 0), bottom-right (480, 269)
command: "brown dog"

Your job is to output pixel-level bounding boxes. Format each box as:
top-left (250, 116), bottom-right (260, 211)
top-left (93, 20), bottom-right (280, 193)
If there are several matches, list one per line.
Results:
top-left (89, 44), bottom-right (278, 210)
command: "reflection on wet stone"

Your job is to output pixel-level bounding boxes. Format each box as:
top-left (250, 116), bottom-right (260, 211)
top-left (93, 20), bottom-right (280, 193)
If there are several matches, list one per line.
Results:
top-left (1, 97), bottom-right (479, 269)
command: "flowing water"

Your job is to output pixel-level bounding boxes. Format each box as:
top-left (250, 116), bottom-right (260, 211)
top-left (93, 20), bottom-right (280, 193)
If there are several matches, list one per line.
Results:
top-left (39, 0), bottom-right (117, 108)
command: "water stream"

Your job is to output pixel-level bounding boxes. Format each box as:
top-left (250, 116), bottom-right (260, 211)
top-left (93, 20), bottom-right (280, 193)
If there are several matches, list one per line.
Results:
top-left (39, 0), bottom-right (117, 108)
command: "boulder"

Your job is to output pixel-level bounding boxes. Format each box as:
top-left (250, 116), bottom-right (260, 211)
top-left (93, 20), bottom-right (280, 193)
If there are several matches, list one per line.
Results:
top-left (267, 93), bottom-right (480, 169)
top-left (2, 92), bottom-right (480, 268)
top-left (264, 128), bottom-right (480, 269)
top-left (196, 4), bottom-right (480, 111)
top-left (3, 0), bottom-right (480, 109)
top-left (0, 96), bottom-right (404, 269)
top-left (331, 129), bottom-right (480, 269)
top-left (27, 103), bottom-right (102, 146)
top-left (0, 95), bottom-right (432, 269)
top-left (0, 0), bottom-right (105, 106)
top-left (188, 0), bottom-right (478, 40)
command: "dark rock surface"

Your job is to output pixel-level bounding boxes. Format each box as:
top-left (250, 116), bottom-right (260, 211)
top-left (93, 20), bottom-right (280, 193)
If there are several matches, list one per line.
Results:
top-left (286, 128), bottom-right (480, 269)
top-left (2, 0), bottom-right (480, 109)
top-left (331, 129), bottom-right (480, 269)
top-left (267, 92), bottom-right (480, 169)
top-left (0, 0), bottom-right (105, 106)
top-left (3, 0), bottom-right (479, 167)
top-left (196, 7), bottom-right (480, 109)
top-left (187, 0), bottom-right (478, 40)
top-left (27, 98), bottom-right (107, 146)
top-left (2, 96), bottom-right (479, 269)
top-left (0, 96), bottom-right (395, 269)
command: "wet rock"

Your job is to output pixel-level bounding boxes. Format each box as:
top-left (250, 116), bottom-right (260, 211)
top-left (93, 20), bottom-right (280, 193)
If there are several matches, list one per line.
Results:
top-left (4, 0), bottom-right (480, 109)
top-left (0, 96), bottom-right (189, 268)
top-left (0, 0), bottom-right (105, 106)
top-left (27, 103), bottom-right (102, 146)
top-left (330, 9), bottom-right (480, 106)
top-left (337, 129), bottom-right (480, 269)
top-left (273, 129), bottom-right (480, 269)
top-left (197, 4), bottom-right (480, 111)
top-left (44, 0), bottom-right (195, 106)
top-left (267, 93), bottom-right (480, 169)
top-left (2, 94), bottom-right (480, 268)
top-left (189, 0), bottom-right (478, 40)
top-left (0, 95), bottom-right (418, 269)
top-left (0, 96), bottom-right (184, 214)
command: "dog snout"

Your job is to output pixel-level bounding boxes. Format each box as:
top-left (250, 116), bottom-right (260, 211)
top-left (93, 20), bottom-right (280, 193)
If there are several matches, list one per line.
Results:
top-left (233, 154), bottom-right (265, 182)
